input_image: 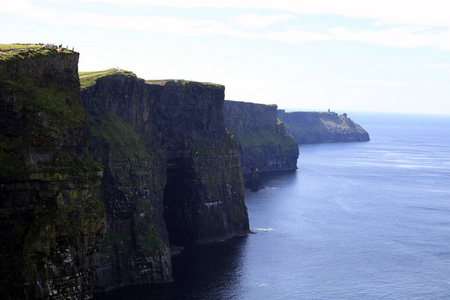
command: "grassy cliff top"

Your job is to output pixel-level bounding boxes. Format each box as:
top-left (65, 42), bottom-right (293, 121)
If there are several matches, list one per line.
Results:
top-left (79, 68), bottom-right (137, 89)
top-left (0, 44), bottom-right (75, 61)
top-left (225, 99), bottom-right (278, 108)
top-left (79, 68), bottom-right (223, 89)
top-left (0, 43), bottom-right (42, 51)
top-left (146, 79), bottom-right (223, 88)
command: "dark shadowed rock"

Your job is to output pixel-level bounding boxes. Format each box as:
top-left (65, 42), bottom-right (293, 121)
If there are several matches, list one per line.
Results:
top-left (80, 74), bottom-right (249, 292)
top-left (246, 169), bottom-right (265, 190)
top-left (0, 49), bottom-right (106, 299)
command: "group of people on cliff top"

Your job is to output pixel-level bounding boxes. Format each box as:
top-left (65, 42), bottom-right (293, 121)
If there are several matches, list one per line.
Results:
top-left (0, 44), bottom-right (75, 53)
top-left (42, 44), bottom-right (74, 51)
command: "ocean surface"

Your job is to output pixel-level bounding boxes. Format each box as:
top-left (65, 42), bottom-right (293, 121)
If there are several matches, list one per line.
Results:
top-left (96, 112), bottom-right (450, 300)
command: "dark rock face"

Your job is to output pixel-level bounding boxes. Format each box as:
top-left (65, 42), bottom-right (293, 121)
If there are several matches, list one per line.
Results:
top-left (81, 73), bottom-right (172, 292)
top-left (224, 100), bottom-right (299, 176)
top-left (278, 110), bottom-right (370, 144)
top-left (81, 75), bottom-right (249, 292)
top-left (246, 169), bottom-right (264, 190)
top-left (0, 49), bottom-right (106, 299)
top-left (157, 82), bottom-right (248, 245)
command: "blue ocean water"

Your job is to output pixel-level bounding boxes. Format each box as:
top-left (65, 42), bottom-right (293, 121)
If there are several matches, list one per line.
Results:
top-left (96, 112), bottom-right (450, 300)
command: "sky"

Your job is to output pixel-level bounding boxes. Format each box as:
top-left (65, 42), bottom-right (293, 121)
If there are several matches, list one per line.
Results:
top-left (2, 0), bottom-right (450, 114)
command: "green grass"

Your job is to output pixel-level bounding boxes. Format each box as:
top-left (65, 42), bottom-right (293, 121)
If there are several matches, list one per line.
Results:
top-left (146, 79), bottom-right (223, 88)
top-left (0, 44), bottom-right (74, 62)
top-left (87, 112), bottom-right (152, 159)
top-left (2, 74), bottom-right (85, 125)
top-left (135, 199), bottom-right (164, 253)
top-left (0, 43), bottom-right (42, 51)
top-left (235, 126), bottom-right (297, 148)
top-left (79, 68), bottom-right (137, 89)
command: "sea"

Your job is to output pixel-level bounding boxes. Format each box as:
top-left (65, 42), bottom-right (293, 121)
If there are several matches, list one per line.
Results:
top-left (95, 112), bottom-right (450, 300)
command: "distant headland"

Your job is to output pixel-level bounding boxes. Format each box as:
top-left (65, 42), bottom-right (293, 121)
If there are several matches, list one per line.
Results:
top-left (278, 109), bottom-right (370, 144)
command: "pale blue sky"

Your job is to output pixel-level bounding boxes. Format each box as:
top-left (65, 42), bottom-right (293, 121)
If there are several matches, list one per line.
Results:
top-left (2, 0), bottom-right (450, 114)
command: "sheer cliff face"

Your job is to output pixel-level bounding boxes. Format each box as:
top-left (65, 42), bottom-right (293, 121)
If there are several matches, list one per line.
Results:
top-left (81, 74), bottom-right (249, 291)
top-left (0, 49), bottom-right (106, 299)
top-left (224, 100), bottom-right (299, 175)
top-left (155, 82), bottom-right (248, 244)
top-left (81, 73), bottom-right (171, 291)
top-left (277, 110), bottom-right (370, 144)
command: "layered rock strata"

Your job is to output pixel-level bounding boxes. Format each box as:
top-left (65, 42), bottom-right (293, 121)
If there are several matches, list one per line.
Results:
top-left (277, 110), bottom-right (370, 144)
top-left (80, 72), bottom-right (249, 292)
top-left (0, 49), bottom-right (106, 299)
top-left (224, 100), bottom-right (299, 176)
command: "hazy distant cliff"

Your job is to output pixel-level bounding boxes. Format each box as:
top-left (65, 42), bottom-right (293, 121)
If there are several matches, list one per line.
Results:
top-left (81, 71), bottom-right (249, 292)
top-left (0, 49), bottom-right (105, 299)
top-left (224, 100), bottom-right (299, 176)
top-left (278, 110), bottom-right (370, 144)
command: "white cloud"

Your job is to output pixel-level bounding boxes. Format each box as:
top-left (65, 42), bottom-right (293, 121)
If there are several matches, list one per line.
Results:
top-left (329, 78), bottom-right (441, 89)
top-left (233, 13), bottom-right (293, 29)
top-left (63, 13), bottom-right (219, 36)
top-left (0, 0), bottom-right (59, 20)
top-left (262, 29), bottom-right (329, 42)
top-left (330, 78), bottom-right (410, 87)
top-left (329, 26), bottom-right (450, 50)
top-left (73, 0), bottom-right (450, 28)
top-left (425, 63), bottom-right (450, 68)
top-left (6, 0), bottom-right (450, 51)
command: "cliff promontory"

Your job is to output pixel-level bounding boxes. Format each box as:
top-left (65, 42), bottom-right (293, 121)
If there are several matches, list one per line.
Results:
top-left (277, 110), bottom-right (370, 144)
top-left (0, 48), bottom-right (106, 299)
top-left (224, 100), bottom-right (299, 176)
top-left (80, 71), bottom-right (249, 292)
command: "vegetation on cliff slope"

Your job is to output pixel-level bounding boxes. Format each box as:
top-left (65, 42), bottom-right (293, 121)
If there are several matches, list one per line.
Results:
top-left (0, 44), bottom-right (74, 61)
top-left (146, 79), bottom-right (223, 88)
top-left (80, 69), bottom-right (155, 159)
top-left (0, 48), bottom-right (102, 176)
top-left (0, 45), bottom-right (106, 299)
top-left (3, 74), bottom-right (85, 124)
top-left (234, 124), bottom-right (296, 149)
top-left (87, 112), bottom-right (151, 159)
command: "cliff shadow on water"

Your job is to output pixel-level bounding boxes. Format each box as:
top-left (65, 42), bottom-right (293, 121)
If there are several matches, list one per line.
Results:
top-left (92, 235), bottom-right (249, 300)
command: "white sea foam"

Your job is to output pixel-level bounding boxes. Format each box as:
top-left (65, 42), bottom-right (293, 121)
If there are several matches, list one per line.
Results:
top-left (253, 227), bottom-right (276, 232)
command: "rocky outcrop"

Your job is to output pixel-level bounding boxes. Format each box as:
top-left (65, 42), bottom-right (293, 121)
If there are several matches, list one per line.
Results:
top-left (277, 110), bottom-right (370, 144)
top-left (0, 49), bottom-right (106, 299)
top-left (224, 100), bottom-right (299, 176)
top-left (80, 72), bottom-right (249, 292)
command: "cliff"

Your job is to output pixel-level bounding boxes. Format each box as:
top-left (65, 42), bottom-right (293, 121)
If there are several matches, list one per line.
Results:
top-left (80, 72), bottom-right (249, 292)
top-left (277, 110), bottom-right (370, 144)
top-left (0, 48), bottom-right (106, 299)
top-left (224, 100), bottom-right (299, 176)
